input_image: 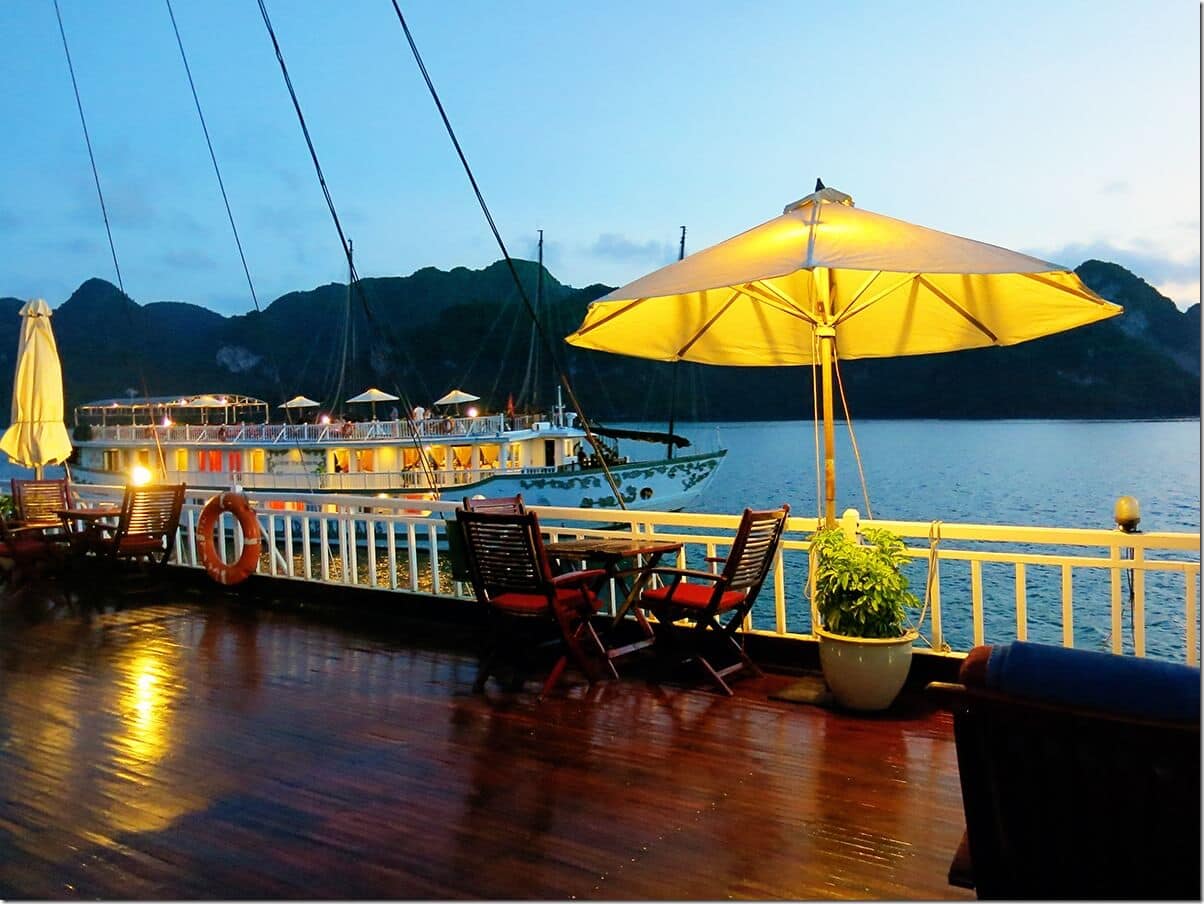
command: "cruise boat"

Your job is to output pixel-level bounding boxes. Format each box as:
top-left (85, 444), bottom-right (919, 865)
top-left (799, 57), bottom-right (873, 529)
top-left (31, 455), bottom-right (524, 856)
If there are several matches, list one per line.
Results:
top-left (68, 391), bottom-right (726, 512)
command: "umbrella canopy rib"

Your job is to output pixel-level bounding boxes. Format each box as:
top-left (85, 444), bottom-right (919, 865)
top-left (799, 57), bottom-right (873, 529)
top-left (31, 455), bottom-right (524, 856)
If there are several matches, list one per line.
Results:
top-left (916, 276), bottom-right (999, 343)
top-left (1021, 270), bottom-right (1114, 304)
top-left (833, 272), bottom-right (915, 326)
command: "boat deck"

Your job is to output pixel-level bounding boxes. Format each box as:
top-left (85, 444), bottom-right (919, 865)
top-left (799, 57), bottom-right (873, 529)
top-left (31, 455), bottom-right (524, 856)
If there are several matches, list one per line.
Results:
top-left (0, 582), bottom-right (972, 900)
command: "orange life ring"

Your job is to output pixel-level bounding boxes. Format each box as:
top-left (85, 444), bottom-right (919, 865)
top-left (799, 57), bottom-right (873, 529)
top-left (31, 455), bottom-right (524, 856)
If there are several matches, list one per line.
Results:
top-left (197, 491), bottom-right (261, 586)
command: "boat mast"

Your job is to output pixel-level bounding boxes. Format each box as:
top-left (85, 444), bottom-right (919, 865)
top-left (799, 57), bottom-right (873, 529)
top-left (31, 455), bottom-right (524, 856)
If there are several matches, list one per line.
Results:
top-left (666, 225), bottom-right (686, 459)
top-left (535, 229), bottom-right (543, 412)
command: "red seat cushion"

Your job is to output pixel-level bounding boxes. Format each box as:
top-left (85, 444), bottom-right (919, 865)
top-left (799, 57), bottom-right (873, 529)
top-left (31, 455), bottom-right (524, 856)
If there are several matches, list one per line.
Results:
top-left (0, 537), bottom-right (50, 558)
top-left (116, 535), bottom-right (166, 556)
top-left (643, 581), bottom-right (746, 612)
top-left (492, 585), bottom-right (602, 615)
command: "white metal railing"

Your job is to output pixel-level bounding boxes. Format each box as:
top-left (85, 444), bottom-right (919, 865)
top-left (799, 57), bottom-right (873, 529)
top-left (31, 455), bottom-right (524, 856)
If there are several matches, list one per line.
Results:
top-left (79, 412), bottom-right (559, 444)
top-left (73, 485), bottom-right (1202, 664)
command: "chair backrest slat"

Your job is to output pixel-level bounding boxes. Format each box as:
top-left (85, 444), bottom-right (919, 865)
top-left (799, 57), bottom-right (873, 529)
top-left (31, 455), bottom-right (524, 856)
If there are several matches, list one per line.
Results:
top-left (456, 509), bottom-right (550, 600)
top-left (463, 494), bottom-right (526, 515)
top-left (12, 479), bottom-right (71, 525)
top-left (721, 506), bottom-right (790, 594)
top-left (114, 484), bottom-right (186, 547)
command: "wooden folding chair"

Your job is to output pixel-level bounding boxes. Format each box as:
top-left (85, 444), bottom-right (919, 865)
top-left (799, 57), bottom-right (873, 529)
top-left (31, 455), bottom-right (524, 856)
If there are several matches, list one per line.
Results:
top-left (639, 505), bottom-right (789, 695)
top-left (0, 517), bottom-right (64, 590)
top-left (456, 508), bottom-right (617, 696)
top-left (90, 484), bottom-right (186, 569)
top-left (11, 478), bottom-right (73, 540)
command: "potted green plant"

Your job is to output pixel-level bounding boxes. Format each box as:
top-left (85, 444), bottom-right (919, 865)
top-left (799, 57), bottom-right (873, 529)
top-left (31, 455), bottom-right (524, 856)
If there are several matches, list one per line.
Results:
top-left (811, 525), bottom-right (919, 711)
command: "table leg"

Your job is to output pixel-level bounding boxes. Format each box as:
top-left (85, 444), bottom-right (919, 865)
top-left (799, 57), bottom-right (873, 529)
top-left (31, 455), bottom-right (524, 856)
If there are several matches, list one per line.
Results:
top-left (605, 551), bottom-right (666, 662)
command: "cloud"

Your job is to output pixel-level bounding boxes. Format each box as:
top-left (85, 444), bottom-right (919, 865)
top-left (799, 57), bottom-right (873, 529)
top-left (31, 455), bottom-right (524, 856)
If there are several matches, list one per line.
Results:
top-left (1029, 240), bottom-right (1198, 284)
top-left (589, 233), bottom-right (677, 263)
top-left (161, 248), bottom-right (218, 271)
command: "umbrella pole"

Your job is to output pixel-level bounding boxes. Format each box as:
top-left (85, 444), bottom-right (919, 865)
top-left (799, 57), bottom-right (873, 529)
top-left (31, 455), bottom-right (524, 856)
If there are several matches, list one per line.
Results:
top-left (818, 327), bottom-right (837, 527)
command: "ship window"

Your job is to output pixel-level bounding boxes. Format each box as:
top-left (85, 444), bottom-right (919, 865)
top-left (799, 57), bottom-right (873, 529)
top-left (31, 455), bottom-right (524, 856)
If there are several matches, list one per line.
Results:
top-left (250, 449), bottom-right (265, 473)
top-left (174, 449), bottom-right (188, 472)
top-left (199, 450), bottom-right (222, 472)
top-left (227, 451), bottom-right (242, 473)
top-left (356, 449), bottom-right (374, 472)
top-left (640, 487), bottom-right (654, 500)
top-left (103, 449), bottom-right (120, 471)
top-left (137, 449), bottom-right (150, 466)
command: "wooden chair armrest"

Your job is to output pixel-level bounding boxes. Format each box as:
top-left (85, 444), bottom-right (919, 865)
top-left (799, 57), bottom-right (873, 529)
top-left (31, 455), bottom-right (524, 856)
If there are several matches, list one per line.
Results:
top-left (645, 566), bottom-right (724, 583)
top-left (551, 568), bottom-right (607, 589)
top-left (703, 555), bottom-right (727, 564)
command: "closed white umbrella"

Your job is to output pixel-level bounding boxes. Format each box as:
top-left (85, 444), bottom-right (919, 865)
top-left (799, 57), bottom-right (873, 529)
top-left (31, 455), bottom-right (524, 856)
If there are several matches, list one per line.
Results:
top-left (0, 299), bottom-right (73, 478)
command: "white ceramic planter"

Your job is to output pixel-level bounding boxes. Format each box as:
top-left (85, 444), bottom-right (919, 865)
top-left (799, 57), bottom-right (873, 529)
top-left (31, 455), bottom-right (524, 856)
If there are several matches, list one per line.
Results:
top-left (816, 627), bottom-right (917, 711)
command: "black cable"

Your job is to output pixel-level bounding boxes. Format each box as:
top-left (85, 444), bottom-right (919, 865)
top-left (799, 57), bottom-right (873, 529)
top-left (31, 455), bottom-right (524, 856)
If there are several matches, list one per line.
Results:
top-left (54, 0), bottom-right (123, 295)
top-left (165, 0), bottom-right (261, 313)
top-left (54, 0), bottom-right (169, 475)
top-left (257, 0), bottom-right (440, 494)
top-left (388, 2), bottom-right (627, 508)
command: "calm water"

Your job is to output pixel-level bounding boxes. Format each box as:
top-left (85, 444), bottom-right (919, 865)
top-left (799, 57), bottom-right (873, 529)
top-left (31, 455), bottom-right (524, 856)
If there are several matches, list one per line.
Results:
top-left (662, 418), bottom-right (1201, 532)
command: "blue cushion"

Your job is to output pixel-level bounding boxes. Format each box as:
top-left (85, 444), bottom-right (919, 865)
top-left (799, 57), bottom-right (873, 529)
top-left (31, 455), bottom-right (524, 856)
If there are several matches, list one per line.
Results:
top-left (986, 642), bottom-right (1200, 723)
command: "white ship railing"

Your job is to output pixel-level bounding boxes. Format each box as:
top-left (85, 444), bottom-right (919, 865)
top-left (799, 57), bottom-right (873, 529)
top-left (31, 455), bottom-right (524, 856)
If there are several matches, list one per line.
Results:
top-left (73, 485), bottom-right (1202, 665)
top-left (79, 413), bottom-right (554, 444)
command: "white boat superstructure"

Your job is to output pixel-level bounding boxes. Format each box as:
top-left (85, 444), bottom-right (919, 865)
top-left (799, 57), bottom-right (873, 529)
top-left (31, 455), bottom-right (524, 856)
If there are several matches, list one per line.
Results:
top-left (70, 392), bottom-right (726, 511)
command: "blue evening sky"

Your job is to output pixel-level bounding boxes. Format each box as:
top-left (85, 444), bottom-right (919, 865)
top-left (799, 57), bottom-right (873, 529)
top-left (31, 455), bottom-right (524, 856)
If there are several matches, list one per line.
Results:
top-left (1, 0), bottom-right (1198, 315)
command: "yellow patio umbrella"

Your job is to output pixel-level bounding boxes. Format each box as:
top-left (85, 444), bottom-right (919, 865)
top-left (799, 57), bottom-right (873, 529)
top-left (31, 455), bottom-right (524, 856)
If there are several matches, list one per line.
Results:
top-left (0, 299), bottom-right (73, 478)
top-left (566, 184), bottom-right (1122, 525)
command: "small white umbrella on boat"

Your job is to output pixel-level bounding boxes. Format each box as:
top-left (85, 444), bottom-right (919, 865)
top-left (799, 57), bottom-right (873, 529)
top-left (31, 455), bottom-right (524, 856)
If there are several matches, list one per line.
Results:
top-left (434, 388), bottom-right (480, 406)
top-left (185, 394), bottom-right (228, 424)
top-left (346, 387), bottom-right (399, 420)
top-left (279, 395), bottom-right (320, 409)
top-left (434, 388), bottom-right (480, 417)
top-left (0, 298), bottom-right (72, 478)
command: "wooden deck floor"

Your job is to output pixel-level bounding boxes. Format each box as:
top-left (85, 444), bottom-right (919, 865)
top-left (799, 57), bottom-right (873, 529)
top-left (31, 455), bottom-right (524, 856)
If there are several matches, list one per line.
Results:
top-left (0, 586), bottom-right (973, 900)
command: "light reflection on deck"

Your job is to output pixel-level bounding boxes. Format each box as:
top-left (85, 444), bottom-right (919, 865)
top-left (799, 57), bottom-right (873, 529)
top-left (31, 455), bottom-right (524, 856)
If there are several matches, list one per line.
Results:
top-left (0, 583), bottom-right (972, 900)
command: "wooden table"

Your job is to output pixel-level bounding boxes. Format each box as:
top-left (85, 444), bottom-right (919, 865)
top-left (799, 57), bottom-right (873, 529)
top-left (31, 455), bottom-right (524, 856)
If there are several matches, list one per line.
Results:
top-left (545, 537), bottom-right (683, 662)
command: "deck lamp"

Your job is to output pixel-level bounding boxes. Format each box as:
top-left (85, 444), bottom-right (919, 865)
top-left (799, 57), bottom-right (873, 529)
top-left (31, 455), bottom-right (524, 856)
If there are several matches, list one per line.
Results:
top-left (1114, 496), bottom-right (1141, 533)
top-left (130, 464), bottom-right (153, 486)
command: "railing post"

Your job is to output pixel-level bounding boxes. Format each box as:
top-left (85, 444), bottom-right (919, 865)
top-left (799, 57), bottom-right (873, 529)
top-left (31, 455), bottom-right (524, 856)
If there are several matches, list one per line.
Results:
top-left (1186, 566), bottom-right (1199, 666)
top-left (1109, 542), bottom-right (1123, 653)
top-left (1061, 564), bottom-right (1074, 648)
top-left (971, 560), bottom-right (984, 646)
top-left (1014, 563), bottom-right (1027, 641)
top-left (1133, 544), bottom-right (1146, 656)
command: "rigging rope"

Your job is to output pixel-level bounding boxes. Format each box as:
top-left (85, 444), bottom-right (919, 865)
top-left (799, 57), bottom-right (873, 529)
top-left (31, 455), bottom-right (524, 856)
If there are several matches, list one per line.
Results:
top-left (833, 355), bottom-right (873, 521)
top-left (164, 0), bottom-right (260, 312)
top-left (388, 1), bottom-right (628, 508)
top-left (54, 0), bottom-right (166, 476)
top-left (54, 0), bottom-right (124, 297)
top-left (256, 0), bottom-right (441, 497)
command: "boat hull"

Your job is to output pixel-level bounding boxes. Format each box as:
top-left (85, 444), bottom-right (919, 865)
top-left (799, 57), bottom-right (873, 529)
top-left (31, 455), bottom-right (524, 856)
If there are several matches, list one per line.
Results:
top-left (72, 449), bottom-right (727, 512)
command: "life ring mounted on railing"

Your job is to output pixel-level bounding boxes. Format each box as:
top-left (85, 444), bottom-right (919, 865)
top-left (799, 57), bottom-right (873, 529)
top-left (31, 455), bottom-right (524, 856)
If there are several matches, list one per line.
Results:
top-left (197, 491), bottom-right (261, 586)
top-left (341, 421), bottom-right (354, 439)
top-left (218, 425), bottom-right (229, 441)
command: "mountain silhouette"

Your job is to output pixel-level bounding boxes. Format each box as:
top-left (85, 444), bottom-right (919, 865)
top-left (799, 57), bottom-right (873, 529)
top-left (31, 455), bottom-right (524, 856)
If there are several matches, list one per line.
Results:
top-left (0, 259), bottom-right (1198, 422)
